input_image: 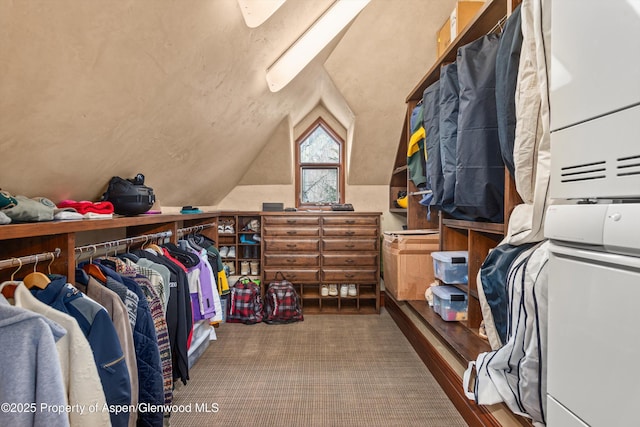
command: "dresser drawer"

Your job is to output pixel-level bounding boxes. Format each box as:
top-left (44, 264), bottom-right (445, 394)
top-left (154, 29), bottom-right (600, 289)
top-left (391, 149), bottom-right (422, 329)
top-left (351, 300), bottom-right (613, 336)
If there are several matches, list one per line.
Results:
top-left (322, 269), bottom-right (378, 282)
top-left (264, 253), bottom-right (320, 267)
top-left (263, 226), bottom-right (320, 237)
top-left (322, 226), bottom-right (379, 237)
top-left (264, 269), bottom-right (320, 282)
top-left (264, 238), bottom-right (320, 252)
top-left (322, 216), bottom-right (379, 226)
top-left (263, 216), bottom-right (320, 226)
top-left (322, 253), bottom-right (378, 267)
top-left (322, 238), bottom-right (378, 252)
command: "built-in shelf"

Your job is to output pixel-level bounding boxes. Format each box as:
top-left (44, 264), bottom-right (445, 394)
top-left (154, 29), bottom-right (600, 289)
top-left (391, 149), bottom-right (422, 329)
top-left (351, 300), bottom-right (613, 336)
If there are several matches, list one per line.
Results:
top-left (442, 218), bottom-right (505, 235)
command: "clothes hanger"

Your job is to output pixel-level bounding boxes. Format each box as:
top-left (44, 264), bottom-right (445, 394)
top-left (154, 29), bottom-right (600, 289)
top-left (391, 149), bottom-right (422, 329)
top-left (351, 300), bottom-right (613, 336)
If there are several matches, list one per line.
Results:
top-left (82, 245), bottom-right (108, 283)
top-left (23, 254), bottom-right (51, 289)
top-left (1, 258), bottom-right (22, 298)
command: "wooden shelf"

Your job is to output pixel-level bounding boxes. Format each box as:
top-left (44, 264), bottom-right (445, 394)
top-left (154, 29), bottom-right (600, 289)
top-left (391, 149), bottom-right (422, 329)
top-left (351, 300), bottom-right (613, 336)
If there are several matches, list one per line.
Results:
top-left (407, 299), bottom-right (491, 363)
top-left (389, 208), bottom-right (407, 214)
top-left (406, 0), bottom-right (508, 102)
top-left (442, 218), bottom-right (505, 234)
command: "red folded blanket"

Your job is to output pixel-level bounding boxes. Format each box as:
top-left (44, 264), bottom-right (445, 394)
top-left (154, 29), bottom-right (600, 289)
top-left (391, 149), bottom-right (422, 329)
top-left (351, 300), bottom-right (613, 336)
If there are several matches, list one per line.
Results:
top-left (57, 200), bottom-right (114, 215)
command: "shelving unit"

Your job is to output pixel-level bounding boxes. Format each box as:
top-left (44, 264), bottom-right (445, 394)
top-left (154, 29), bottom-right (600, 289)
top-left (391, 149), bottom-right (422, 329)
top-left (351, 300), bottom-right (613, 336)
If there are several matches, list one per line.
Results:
top-left (262, 212), bottom-right (381, 314)
top-left (386, 0), bottom-right (528, 425)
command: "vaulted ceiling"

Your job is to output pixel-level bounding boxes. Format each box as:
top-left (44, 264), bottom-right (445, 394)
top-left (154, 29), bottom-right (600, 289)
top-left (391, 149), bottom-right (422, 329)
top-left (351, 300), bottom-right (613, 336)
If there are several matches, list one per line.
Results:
top-left (0, 0), bottom-right (455, 207)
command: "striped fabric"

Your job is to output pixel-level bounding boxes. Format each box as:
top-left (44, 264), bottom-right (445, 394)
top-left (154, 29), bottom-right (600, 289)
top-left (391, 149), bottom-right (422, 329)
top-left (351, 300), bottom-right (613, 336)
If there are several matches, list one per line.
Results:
top-left (227, 279), bottom-right (263, 324)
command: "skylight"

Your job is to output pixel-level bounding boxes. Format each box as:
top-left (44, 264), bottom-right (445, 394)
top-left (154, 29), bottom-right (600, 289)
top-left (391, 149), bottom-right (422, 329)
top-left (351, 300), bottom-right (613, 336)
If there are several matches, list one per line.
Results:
top-left (265, 0), bottom-right (371, 92)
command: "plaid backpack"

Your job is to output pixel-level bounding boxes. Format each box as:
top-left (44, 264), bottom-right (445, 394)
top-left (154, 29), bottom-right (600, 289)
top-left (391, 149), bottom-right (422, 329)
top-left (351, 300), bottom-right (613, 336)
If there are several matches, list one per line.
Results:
top-left (263, 273), bottom-right (303, 324)
top-left (227, 276), bottom-right (263, 324)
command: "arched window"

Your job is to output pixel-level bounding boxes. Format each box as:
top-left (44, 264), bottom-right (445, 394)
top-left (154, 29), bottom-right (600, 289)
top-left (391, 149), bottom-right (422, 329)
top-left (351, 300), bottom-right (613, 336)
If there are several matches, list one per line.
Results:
top-left (295, 118), bottom-right (345, 208)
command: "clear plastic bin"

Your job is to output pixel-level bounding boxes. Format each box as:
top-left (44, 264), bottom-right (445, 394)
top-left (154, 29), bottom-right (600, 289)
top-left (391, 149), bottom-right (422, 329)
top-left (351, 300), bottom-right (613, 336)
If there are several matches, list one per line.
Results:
top-left (431, 285), bottom-right (468, 321)
top-left (432, 250), bottom-right (468, 284)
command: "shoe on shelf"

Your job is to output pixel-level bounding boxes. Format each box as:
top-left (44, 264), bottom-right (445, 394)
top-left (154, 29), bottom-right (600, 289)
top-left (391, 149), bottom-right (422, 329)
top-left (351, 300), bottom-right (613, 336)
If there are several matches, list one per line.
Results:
top-left (250, 261), bottom-right (259, 275)
top-left (219, 246), bottom-right (229, 257)
top-left (348, 284), bottom-right (357, 297)
top-left (321, 285), bottom-right (329, 297)
top-left (328, 284), bottom-right (338, 297)
top-left (240, 234), bottom-right (257, 244)
top-left (227, 246), bottom-right (236, 258)
top-left (248, 219), bottom-right (260, 233)
top-left (224, 224), bottom-right (234, 234)
top-left (240, 261), bottom-right (249, 276)
top-left (224, 261), bottom-right (235, 275)
top-left (252, 234), bottom-right (261, 242)
top-left (340, 284), bottom-right (348, 298)
top-left (243, 246), bottom-right (251, 258)
top-left (218, 224), bottom-right (224, 233)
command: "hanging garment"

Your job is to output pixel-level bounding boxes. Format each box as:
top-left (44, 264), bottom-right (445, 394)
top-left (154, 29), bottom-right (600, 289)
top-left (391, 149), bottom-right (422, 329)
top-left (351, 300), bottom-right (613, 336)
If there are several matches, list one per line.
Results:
top-left (11, 282), bottom-right (111, 427)
top-left (463, 241), bottom-right (549, 426)
top-left (133, 258), bottom-right (171, 313)
top-left (31, 275), bottom-right (131, 427)
top-left (75, 272), bottom-right (138, 427)
top-left (455, 34), bottom-right (505, 223)
top-left (94, 263), bottom-right (164, 427)
top-left (495, 4), bottom-right (523, 177)
top-left (407, 102), bottom-right (427, 188)
top-left (0, 294), bottom-right (70, 427)
top-left (504, 0), bottom-right (552, 245)
top-left (476, 241), bottom-right (537, 349)
top-left (423, 81), bottom-right (444, 207)
top-left (110, 259), bottom-right (173, 406)
top-left (132, 249), bottom-right (192, 386)
top-left (439, 62), bottom-right (473, 220)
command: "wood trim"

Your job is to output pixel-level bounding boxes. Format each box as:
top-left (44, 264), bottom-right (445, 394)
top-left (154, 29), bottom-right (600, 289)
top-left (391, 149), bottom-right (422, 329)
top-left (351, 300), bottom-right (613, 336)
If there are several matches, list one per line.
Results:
top-left (385, 295), bottom-right (502, 427)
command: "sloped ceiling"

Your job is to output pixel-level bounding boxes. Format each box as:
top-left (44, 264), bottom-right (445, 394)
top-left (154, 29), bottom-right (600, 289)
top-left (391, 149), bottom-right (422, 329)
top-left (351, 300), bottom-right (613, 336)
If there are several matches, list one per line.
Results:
top-left (0, 0), bottom-right (455, 207)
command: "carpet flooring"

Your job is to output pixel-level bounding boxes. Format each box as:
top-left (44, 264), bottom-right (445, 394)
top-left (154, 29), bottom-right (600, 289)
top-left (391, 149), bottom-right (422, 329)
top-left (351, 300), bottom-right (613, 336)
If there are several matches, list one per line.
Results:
top-left (170, 309), bottom-right (467, 427)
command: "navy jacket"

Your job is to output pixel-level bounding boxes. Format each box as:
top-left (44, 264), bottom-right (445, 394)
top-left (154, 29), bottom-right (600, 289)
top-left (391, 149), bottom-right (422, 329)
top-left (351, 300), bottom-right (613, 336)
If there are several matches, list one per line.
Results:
top-left (95, 262), bottom-right (165, 427)
top-left (32, 275), bottom-right (131, 427)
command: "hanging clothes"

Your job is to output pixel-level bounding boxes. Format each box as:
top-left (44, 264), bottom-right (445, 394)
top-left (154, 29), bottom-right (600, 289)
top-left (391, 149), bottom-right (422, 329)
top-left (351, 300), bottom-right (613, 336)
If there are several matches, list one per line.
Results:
top-left (407, 102), bottom-right (427, 188)
top-left (92, 263), bottom-right (164, 427)
top-left (495, 4), bottom-right (523, 177)
top-left (132, 249), bottom-right (192, 386)
top-left (423, 80), bottom-right (443, 207)
top-left (0, 293), bottom-right (70, 427)
top-left (31, 275), bottom-right (131, 427)
top-left (108, 258), bottom-right (173, 407)
top-left (9, 282), bottom-right (111, 427)
top-left (75, 271), bottom-right (139, 427)
top-left (455, 34), bottom-right (505, 223)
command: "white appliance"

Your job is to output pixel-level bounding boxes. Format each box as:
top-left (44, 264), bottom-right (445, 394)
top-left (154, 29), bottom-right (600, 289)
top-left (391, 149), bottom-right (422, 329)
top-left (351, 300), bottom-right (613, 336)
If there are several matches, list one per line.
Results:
top-left (545, 204), bottom-right (640, 426)
top-left (547, 1), bottom-right (640, 426)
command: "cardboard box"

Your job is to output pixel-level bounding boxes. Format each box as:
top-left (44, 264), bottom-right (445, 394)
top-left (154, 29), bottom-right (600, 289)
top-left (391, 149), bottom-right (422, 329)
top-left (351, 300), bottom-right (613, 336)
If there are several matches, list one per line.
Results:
top-left (382, 230), bottom-right (440, 301)
top-left (436, 1), bottom-right (485, 57)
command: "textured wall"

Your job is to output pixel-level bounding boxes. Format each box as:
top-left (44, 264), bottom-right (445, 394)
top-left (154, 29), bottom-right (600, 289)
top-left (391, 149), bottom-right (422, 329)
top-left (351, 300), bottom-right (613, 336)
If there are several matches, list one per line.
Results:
top-left (0, 0), bottom-right (458, 210)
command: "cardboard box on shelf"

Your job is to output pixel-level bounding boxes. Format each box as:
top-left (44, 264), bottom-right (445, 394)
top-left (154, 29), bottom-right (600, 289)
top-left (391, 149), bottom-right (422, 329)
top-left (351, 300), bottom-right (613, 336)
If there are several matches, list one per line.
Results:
top-left (382, 230), bottom-right (439, 301)
top-left (436, 0), bottom-right (485, 58)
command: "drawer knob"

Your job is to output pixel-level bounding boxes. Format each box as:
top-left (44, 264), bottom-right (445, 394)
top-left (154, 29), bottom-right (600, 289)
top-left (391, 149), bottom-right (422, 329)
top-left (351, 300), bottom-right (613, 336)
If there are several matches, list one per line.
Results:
top-left (346, 220), bottom-right (355, 224)
top-left (346, 259), bottom-right (355, 264)
top-left (286, 259), bottom-right (297, 263)
top-left (345, 244), bottom-right (355, 249)
top-left (345, 273), bottom-right (355, 278)
top-left (345, 231), bottom-right (355, 236)
top-left (287, 219), bottom-right (296, 224)
top-left (287, 231), bottom-right (297, 235)
top-left (286, 244), bottom-right (297, 248)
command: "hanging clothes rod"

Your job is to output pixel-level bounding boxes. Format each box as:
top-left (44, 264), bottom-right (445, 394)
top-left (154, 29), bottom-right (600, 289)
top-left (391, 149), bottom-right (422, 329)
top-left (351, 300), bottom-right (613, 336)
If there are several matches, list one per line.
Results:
top-left (176, 222), bottom-right (215, 237)
top-left (74, 230), bottom-right (173, 254)
top-left (0, 248), bottom-right (62, 271)
top-left (487, 14), bottom-right (507, 35)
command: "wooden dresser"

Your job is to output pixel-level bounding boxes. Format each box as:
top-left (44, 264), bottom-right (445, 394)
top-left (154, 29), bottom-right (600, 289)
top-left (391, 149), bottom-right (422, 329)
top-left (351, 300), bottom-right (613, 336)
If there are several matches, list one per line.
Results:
top-left (262, 212), bottom-right (381, 314)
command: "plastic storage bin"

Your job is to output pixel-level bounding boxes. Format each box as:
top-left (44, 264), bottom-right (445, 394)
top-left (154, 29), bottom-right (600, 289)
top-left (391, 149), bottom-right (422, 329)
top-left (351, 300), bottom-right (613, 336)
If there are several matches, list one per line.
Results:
top-left (431, 285), bottom-right (468, 321)
top-left (432, 250), bottom-right (468, 284)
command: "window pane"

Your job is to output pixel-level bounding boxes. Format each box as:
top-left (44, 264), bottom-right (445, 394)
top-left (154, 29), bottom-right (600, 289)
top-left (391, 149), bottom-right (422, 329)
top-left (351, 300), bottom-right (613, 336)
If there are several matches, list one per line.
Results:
top-left (300, 126), bottom-right (340, 163)
top-left (301, 168), bottom-right (338, 203)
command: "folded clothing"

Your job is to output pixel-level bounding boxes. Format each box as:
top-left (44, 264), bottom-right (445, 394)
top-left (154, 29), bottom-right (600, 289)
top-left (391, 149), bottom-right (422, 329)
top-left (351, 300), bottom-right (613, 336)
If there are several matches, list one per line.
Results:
top-left (2, 195), bottom-right (56, 222)
top-left (58, 199), bottom-right (114, 215)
